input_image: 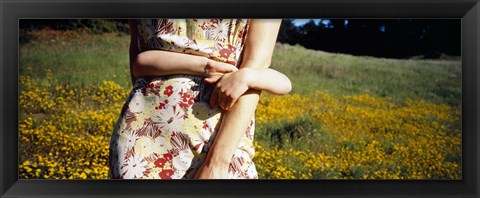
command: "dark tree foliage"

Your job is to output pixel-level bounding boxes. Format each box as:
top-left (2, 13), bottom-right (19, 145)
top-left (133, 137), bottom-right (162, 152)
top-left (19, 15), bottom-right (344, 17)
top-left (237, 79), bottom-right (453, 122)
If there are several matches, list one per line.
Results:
top-left (277, 19), bottom-right (301, 45)
top-left (278, 19), bottom-right (460, 59)
top-left (20, 19), bottom-right (130, 34)
top-left (19, 19), bottom-right (460, 59)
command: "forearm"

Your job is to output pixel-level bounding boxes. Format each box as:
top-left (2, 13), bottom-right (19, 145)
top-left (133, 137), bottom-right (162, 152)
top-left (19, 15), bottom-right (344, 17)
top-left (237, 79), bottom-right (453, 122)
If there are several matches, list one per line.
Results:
top-left (245, 68), bottom-right (291, 95)
top-left (129, 20), bottom-right (140, 86)
top-left (129, 44), bottom-right (139, 85)
top-left (133, 50), bottom-right (209, 77)
top-left (204, 55), bottom-right (270, 165)
top-left (205, 89), bottom-right (260, 165)
top-left (201, 19), bottom-right (281, 173)
top-left (204, 58), bottom-right (266, 166)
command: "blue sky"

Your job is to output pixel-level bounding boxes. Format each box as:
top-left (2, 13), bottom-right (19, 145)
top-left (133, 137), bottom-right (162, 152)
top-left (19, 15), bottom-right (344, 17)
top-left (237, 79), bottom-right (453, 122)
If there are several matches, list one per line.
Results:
top-left (291, 19), bottom-right (386, 32)
top-left (292, 19), bottom-right (323, 27)
top-left (291, 19), bottom-right (343, 28)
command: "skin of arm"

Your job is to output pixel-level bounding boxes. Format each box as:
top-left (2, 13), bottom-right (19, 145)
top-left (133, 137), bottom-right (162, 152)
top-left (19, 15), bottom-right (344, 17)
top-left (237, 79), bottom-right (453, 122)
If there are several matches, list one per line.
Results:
top-left (128, 20), bottom-right (238, 84)
top-left (244, 68), bottom-right (292, 94)
top-left (133, 50), bottom-right (239, 78)
top-left (205, 67), bottom-right (291, 110)
top-left (194, 19), bottom-right (282, 179)
top-left (129, 20), bottom-right (141, 85)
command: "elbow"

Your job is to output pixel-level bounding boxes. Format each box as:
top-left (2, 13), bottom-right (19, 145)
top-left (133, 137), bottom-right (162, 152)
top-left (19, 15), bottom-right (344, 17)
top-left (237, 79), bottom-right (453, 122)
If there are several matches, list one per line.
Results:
top-left (275, 75), bottom-right (292, 95)
top-left (132, 52), bottom-right (149, 77)
top-left (283, 77), bottom-right (292, 94)
top-left (286, 82), bottom-right (292, 94)
top-left (131, 59), bottom-right (140, 78)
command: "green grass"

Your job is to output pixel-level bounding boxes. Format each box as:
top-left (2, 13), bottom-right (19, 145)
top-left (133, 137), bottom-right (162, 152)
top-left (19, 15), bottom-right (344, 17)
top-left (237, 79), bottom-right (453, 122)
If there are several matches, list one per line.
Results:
top-left (271, 43), bottom-right (461, 106)
top-left (20, 32), bottom-right (131, 88)
top-left (20, 32), bottom-right (461, 107)
top-left (19, 30), bottom-right (462, 179)
top-left (257, 118), bottom-right (334, 150)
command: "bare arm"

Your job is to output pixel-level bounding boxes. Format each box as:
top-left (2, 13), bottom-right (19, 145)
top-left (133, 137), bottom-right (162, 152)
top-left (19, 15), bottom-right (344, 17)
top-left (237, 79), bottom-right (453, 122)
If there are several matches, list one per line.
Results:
top-left (205, 67), bottom-right (291, 97)
top-left (129, 20), bottom-right (140, 85)
top-left (133, 50), bottom-right (239, 77)
top-left (128, 20), bottom-right (238, 84)
top-left (245, 68), bottom-right (292, 95)
top-left (195, 19), bottom-right (282, 179)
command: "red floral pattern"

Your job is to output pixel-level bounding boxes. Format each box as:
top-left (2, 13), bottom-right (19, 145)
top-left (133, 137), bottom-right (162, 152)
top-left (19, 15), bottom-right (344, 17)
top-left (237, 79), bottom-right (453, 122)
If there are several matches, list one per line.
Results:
top-left (136, 19), bottom-right (249, 67)
top-left (109, 19), bottom-right (257, 179)
top-left (163, 85), bottom-right (174, 97)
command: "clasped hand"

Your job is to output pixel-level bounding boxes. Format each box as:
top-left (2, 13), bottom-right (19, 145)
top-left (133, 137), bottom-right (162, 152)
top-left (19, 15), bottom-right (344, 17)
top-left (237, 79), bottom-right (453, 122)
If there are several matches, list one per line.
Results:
top-left (203, 59), bottom-right (253, 111)
top-left (193, 60), bottom-right (255, 179)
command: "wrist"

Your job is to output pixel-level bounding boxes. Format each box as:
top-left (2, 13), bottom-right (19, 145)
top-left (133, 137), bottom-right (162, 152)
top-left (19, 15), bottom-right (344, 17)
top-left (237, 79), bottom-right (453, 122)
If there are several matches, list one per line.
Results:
top-left (199, 57), bottom-right (210, 77)
top-left (239, 67), bottom-right (257, 89)
top-left (204, 149), bottom-right (232, 167)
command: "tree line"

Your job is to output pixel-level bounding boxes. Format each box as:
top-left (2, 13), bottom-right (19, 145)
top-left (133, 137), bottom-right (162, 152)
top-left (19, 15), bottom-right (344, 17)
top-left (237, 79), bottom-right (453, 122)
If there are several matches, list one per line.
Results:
top-left (20, 19), bottom-right (460, 59)
top-left (20, 19), bottom-right (129, 34)
top-left (277, 19), bottom-right (460, 59)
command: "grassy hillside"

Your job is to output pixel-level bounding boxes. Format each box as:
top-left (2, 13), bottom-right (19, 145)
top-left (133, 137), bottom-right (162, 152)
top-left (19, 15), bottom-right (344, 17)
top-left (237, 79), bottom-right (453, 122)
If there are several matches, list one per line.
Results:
top-left (20, 30), bottom-right (131, 88)
top-left (271, 43), bottom-right (461, 106)
top-left (19, 30), bottom-right (461, 179)
top-left (20, 30), bottom-right (461, 106)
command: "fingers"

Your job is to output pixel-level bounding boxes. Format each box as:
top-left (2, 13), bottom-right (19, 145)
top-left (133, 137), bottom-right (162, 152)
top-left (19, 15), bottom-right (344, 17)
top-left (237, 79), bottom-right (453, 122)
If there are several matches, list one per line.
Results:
top-left (227, 65), bottom-right (239, 72)
top-left (210, 86), bottom-right (234, 111)
top-left (227, 98), bottom-right (237, 110)
top-left (208, 60), bottom-right (239, 74)
top-left (218, 63), bottom-right (239, 73)
top-left (217, 91), bottom-right (229, 111)
top-left (204, 74), bottom-right (223, 84)
top-left (217, 88), bottom-right (237, 111)
top-left (207, 71), bottom-right (241, 111)
top-left (220, 91), bottom-right (235, 111)
top-left (209, 87), bottom-right (219, 109)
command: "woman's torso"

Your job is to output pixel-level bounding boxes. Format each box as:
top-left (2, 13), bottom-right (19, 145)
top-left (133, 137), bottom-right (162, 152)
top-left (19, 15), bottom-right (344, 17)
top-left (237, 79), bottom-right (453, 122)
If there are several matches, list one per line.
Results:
top-left (108, 19), bottom-right (258, 179)
top-left (136, 19), bottom-right (249, 67)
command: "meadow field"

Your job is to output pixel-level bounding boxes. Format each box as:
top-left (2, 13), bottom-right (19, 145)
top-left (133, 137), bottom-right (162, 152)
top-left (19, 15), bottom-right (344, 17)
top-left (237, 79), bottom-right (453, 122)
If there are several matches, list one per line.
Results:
top-left (18, 30), bottom-right (461, 179)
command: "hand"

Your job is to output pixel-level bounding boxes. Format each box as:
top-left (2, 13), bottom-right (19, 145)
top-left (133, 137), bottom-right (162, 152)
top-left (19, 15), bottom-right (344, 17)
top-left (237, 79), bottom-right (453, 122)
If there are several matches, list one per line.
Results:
top-left (207, 68), bottom-right (255, 110)
top-left (194, 161), bottom-right (229, 179)
top-left (204, 59), bottom-right (238, 82)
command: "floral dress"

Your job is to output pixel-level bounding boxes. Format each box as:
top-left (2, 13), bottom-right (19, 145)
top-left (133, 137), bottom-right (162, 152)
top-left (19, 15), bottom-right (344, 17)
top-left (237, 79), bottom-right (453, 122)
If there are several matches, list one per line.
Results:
top-left (109, 19), bottom-right (257, 179)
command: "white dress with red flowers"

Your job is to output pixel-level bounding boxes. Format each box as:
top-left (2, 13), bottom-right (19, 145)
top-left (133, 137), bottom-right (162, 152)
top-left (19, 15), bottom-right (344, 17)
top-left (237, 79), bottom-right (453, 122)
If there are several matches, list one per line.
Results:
top-left (108, 19), bottom-right (257, 179)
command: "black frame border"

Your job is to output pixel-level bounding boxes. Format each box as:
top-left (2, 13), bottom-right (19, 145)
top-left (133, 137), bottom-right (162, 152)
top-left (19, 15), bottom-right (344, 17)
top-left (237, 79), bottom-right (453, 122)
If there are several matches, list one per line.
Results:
top-left (1, 0), bottom-right (479, 197)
